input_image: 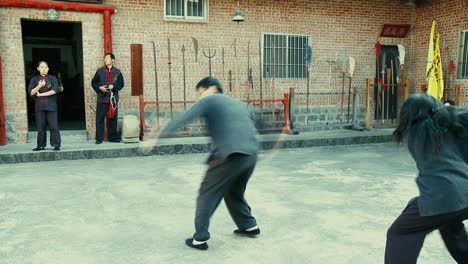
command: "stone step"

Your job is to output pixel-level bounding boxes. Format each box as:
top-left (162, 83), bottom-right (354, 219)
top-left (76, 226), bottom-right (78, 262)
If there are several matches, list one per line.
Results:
top-left (27, 130), bottom-right (88, 143)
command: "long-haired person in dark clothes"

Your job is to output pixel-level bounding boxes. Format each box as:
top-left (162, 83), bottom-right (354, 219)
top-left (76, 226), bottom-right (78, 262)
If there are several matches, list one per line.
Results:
top-left (385, 94), bottom-right (468, 263)
top-left (27, 61), bottom-right (61, 151)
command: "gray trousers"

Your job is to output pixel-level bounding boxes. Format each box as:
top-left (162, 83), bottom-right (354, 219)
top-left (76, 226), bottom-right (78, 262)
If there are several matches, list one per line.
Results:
top-left (385, 197), bottom-right (468, 264)
top-left (193, 153), bottom-right (258, 242)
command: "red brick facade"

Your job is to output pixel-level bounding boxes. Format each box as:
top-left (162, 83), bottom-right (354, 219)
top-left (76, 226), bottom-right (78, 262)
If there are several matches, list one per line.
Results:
top-left (0, 0), bottom-right (466, 143)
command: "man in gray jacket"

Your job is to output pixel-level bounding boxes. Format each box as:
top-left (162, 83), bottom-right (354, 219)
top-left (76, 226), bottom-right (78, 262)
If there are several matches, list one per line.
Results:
top-left (146, 77), bottom-right (260, 250)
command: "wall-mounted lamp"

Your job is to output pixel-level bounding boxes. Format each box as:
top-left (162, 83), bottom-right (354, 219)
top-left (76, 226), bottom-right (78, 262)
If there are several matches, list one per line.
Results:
top-left (232, 0), bottom-right (245, 23)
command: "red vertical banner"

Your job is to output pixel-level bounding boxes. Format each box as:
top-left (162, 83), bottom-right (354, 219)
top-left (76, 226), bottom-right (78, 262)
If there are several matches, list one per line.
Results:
top-left (0, 57), bottom-right (6, 145)
top-left (103, 10), bottom-right (112, 54)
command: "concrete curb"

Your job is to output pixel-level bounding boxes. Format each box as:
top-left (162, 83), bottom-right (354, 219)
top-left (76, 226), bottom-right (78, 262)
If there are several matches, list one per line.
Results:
top-left (0, 129), bottom-right (394, 164)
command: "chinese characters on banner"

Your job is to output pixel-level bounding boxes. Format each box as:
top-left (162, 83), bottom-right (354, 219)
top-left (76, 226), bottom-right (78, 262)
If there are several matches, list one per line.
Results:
top-left (380, 24), bottom-right (411, 38)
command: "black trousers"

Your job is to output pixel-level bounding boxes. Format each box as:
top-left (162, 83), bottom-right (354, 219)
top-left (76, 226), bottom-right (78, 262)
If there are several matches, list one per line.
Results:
top-left (95, 102), bottom-right (119, 141)
top-left (36, 110), bottom-right (61, 148)
top-left (193, 153), bottom-right (258, 242)
top-left (385, 197), bottom-right (468, 264)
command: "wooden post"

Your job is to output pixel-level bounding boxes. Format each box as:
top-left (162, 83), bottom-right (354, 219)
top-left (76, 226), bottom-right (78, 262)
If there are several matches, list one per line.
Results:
top-left (404, 78), bottom-right (409, 101)
top-left (289, 87), bottom-right (296, 128)
top-left (455, 84), bottom-right (460, 106)
top-left (364, 79), bottom-right (372, 129)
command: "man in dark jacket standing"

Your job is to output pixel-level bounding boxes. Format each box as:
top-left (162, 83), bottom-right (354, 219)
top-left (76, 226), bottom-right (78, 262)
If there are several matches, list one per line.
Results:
top-left (143, 77), bottom-right (260, 250)
top-left (91, 53), bottom-right (124, 144)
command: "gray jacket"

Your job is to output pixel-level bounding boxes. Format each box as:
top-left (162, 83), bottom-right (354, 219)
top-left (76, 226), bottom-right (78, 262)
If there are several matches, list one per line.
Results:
top-left (408, 109), bottom-right (468, 216)
top-left (160, 93), bottom-right (258, 161)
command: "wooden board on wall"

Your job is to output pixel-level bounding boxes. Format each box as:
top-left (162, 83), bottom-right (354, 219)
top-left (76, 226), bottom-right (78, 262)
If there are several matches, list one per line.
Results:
top-left (131, 44), bottom-right (143, 96)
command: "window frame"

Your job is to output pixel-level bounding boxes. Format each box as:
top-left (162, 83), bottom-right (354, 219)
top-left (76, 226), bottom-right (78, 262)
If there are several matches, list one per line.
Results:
top-left (164, 0), bottom-right (209, 23)
top-left (262, 32), bottom-right (311, 80)
top-left (458, 30), bottom-right (468, 79)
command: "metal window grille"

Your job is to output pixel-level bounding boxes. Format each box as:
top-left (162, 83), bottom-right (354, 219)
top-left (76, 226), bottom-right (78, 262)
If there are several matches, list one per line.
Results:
top-left (458, 31), bottom-right (468, 79)
top-left (263, 33), bottom-right (309, 79)
top-left (165, 0), bottom-right (205, 20)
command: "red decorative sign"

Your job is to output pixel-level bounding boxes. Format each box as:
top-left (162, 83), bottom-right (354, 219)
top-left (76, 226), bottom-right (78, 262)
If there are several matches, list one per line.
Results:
top-left (52, 0), bottom-right (102, 4)
top-left (380, 24), bottom-right (411, 38)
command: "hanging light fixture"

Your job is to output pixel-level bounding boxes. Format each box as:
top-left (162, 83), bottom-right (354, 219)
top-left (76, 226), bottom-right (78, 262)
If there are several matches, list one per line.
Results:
top-left (232, 0), bottom-right (245, 23)
top-left (406, 0), bottom-right (416, 7)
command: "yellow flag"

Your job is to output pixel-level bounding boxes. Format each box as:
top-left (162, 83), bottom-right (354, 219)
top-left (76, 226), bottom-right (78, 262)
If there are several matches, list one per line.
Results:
top-left (426, 20), bottom-right (444, 100)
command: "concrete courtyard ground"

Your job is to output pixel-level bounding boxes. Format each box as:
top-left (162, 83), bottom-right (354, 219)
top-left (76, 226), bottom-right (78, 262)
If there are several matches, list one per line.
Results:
top-left (0, 143), bottom-right (457, 264)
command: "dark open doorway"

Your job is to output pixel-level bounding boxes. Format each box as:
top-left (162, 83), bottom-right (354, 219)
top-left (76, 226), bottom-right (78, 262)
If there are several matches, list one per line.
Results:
top-left (374, 45), bottom-right (399, 121)
top-left (22, 19), bottom-right (85, 130)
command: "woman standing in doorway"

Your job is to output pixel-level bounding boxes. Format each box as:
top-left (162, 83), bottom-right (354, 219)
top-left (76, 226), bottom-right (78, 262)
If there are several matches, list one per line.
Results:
top-left (385, 94), bottom-right (468, 263)
top-left (28, 61), bottom-right (61, 151)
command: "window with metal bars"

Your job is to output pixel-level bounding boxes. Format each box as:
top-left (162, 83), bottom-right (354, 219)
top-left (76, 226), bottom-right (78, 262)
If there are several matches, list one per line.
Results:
top-left (458, 30), bottom-right (468, 79)
top-left (263, 33), bottom-right (310, 79)
top-left (165, 0), bottom-right (207, 21)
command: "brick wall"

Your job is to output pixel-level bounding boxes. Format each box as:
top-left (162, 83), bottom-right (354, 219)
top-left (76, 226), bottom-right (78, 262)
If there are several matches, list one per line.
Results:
top-left (409, 0), bottom-right (468, 104)
top-left (0, 0), bottom-right (465, 142)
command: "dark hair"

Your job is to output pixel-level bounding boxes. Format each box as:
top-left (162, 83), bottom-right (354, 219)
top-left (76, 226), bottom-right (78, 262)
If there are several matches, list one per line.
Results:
top-left (195, 77), bottom-right (223, 93)
top-left (36, 61), bottom-right (49, 67)
top-left (393, 94), bottom-right (463, 154)
top-left (104, 53), bottom-right (115, 60)
top-left (443, 99), bottom-right (455, 106)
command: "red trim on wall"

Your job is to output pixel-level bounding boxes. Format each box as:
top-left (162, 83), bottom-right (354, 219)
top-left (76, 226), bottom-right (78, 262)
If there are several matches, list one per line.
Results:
top-left (0, 0), bottom-right (115, 14)
top-left (0, 0), bottom-right (115, 53)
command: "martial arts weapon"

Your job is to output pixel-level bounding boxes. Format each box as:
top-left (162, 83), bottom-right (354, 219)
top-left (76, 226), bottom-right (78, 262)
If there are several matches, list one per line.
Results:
top-left (151, 41), bottom-right (160, 125)
top-left (233, 39), bottom-right (240, 99)
top-left (391, 59), bottom-right (394, 120)
top-left (182, 44), bottom-right (187, 110)
top-left (347, 57), bottom-right (355, 123)
top-left (259, 38), bottom-right (263, 109)
top-left (271, 40), bottom-right (276, 121)
top-left (222, 47), bottom-right (225, 81)
top-left (192, 37), bottom-right (199, 63)
top-left (375, 41), bottom-right (381, 121)
top-left (192, 37), bottom-right (200, 80)
top-left (247, 41), bottom-right (253, 100)
top-left (340, 54), bottom-right (348, 121)
top-left (229, 70), bottom-right (233, 92)
top-left (326, 58), bottom-right (335, 123)
top-left (305, 44), bottom-right (312, 115)
top-left (386, 67), bottom-right (391, 120)
top-left (203, 48), bottom-right (216, 77)
top-left (381, 51), bottom-right (386, 121)
top-left (167, 37), bottom-right (173, 119)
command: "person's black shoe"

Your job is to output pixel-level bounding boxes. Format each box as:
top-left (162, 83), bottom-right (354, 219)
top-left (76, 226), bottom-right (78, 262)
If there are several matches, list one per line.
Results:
top-left (185, 238), bottom-right (208, 250)
top-left (53, 146), bottom-right (60, 151)
top-left (33, 147), bottom-right (45, 151)
top-left (233, 228), bottom-right (260, 237)
top-left (95, 140), bottom-right (102, 144)
top-left (109, 139), bottom-right (121, 143)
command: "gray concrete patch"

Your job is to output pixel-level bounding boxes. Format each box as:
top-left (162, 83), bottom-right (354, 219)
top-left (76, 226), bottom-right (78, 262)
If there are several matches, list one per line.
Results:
top-left (0, 143), bottom-right (456, 263)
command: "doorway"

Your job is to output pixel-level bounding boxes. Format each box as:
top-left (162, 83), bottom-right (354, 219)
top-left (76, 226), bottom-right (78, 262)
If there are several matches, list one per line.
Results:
top-left (374, 45), bottom-right (399, 121)
top-left (22, 19), bottom-right (85, 130)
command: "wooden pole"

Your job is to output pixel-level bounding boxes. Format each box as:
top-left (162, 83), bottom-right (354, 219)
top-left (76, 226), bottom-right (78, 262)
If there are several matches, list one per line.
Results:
top-left (364, 78), bottom-right (372, 129)
top-left (404, 78), bottom-right (409, 101)
top-left (455, 84), bottom-right (460, 106)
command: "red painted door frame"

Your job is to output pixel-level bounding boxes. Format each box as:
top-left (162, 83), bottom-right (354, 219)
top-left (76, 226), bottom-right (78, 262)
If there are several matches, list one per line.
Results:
top-left (0, 0), bottom-right (116, 53)
top-left (0, 0), bottom-right (116, 144)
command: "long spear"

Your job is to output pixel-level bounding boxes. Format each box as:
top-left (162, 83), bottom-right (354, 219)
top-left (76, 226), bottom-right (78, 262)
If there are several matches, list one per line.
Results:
top-left (259, 38), bottom-right (263, 108)
top-left (151, 41), bottom-right (160, 125)
top-left (182, 44), bottom-right (187, 110)
top-left (167, 37), bottom-right (173, 119)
